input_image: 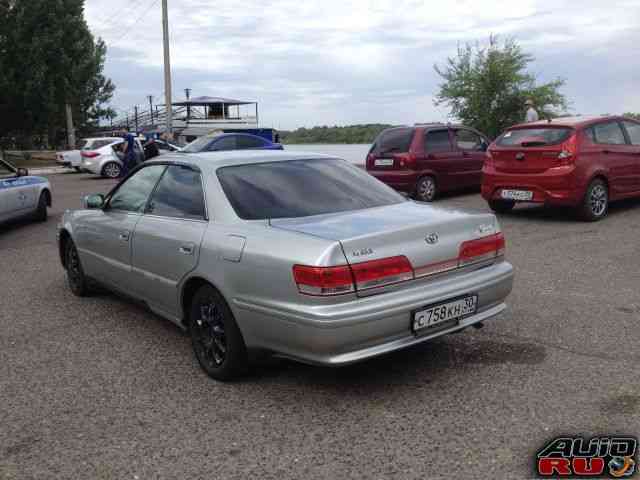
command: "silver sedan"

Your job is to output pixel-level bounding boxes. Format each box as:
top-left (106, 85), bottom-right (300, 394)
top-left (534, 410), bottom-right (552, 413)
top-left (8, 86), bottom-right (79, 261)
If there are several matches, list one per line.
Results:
top-left (57, 151), bottom-right (514, 380)
top-left (1, 157), bottom-right (51, 224)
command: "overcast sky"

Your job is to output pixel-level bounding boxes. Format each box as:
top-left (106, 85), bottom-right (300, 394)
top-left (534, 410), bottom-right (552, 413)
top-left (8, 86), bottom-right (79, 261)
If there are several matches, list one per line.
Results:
top-left (85, 0), bottom-right (640, 130)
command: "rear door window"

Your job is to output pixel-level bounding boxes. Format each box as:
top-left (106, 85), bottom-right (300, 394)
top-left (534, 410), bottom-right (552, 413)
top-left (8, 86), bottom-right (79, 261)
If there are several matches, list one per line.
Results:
top-left (146, 166), bottom-right (206, 220)
top-left (425, 129), bottom-right (453, 153)
top-left (237, 136), bottom-right (266, 149)
top-left (454, 129), bottom-right (485, 151)
top-left (622, 121), bottom-right (640, 145)
top-left (592, 122), bottom-right (627, 145)
top-left (370, 128), bottom-right (414, 155)
top-left (209, 136), bottom-right (237, 151)
top-left (496, 127), bottom-right (573, 147)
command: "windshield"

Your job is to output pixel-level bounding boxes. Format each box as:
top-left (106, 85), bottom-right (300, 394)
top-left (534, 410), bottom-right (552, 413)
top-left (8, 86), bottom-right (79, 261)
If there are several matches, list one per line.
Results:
top-left (217, 158), bottom-right (406, 220)
top-left (182, 134), bottom-right (221, 153)
top-left (496, 127), bottom-right (573, 147)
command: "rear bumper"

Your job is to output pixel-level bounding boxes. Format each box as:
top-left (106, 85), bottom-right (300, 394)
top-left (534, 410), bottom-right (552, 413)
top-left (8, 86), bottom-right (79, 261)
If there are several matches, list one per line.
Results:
top-left (481, 166), bottom-right (582, 206)
top-left (367, 169), bottom-right (419, 192)
top-left (233, 260), bottom-right (514, 366)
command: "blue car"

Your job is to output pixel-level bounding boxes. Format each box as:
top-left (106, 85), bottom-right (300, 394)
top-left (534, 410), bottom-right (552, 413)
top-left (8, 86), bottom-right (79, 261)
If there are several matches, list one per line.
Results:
top-left (181, 133), bottom-right (283, 154)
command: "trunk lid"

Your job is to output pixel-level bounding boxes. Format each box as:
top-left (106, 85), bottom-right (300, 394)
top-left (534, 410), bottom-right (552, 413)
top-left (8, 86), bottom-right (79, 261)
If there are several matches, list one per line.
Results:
top-left (491, 148), bottom-right (563, 174)
top-left (271, 202), bottom-right (499, 297)
top-left (492, 126), bottom-right (574, 174)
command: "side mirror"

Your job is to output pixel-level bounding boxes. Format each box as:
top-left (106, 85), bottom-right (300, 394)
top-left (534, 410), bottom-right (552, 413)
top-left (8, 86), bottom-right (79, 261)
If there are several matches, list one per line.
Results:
top-left (83, 194), bottom-right (105, 210)
top-left (17, 167), bottom-right (29, 177)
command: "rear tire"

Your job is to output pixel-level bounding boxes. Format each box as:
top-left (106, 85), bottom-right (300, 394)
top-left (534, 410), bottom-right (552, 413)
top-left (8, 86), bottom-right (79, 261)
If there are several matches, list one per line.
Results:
top-left (101, 162), bottom-right (122, 179)
top-left (34, 192), bottom-right (48, 222)
top-left (579, 178), bottom-right (608, 221)
top-left (488, 199), bottom-right (515, 214)
top-left (74, 166), bottom-right (81, 173)
top-left (65, 239), bottom-right (90, 297)
top-left (189, 285), bottom-right (248, 381)
top-left (415, 176), bottom-right (437, 202)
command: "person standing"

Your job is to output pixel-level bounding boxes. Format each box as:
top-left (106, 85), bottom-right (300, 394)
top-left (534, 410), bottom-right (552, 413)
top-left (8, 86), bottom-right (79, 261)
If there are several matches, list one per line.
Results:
top-left (144, 136), bottom-right (160, 160)
top-left (121, 131), bottom-right (136, 177)
top-left (525, 99), bottom-right (539, 123)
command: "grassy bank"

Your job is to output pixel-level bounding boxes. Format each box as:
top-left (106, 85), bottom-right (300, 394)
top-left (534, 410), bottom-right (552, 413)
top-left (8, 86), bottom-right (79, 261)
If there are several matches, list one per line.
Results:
top-left (2, 150), bottom-right (57, 168)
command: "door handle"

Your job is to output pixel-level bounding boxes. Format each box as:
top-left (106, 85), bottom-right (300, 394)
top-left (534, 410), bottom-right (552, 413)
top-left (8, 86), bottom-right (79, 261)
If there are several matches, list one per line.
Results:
top-left (179, 244), bottom-right (194, 255)
top-left (462, 151), bottom-right (471, 157)
top-left (603, 149), bottom-right (611, 154)
top-left (119, 231), bottom-right (130, 242)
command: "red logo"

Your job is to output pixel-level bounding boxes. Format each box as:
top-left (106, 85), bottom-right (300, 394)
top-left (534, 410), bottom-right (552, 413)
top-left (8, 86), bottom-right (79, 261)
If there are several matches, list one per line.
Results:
top-left (537, 436), bottom-right (637, 477)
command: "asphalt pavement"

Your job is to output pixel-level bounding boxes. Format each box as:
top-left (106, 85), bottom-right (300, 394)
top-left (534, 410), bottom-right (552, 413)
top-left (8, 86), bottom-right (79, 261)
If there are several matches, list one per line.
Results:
top-left (1, 171), bottom-right (639, 479)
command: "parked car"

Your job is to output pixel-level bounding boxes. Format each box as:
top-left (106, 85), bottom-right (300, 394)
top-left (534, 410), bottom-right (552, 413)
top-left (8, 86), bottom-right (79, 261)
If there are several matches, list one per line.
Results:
top-left (156, 139), bottom-right (182, 155)
top-left (80, 137), bottom-right (145, 178)
top-left (181, 132), bottom-right (283, 154)
top-left (0, 157), bottom-right (51, 224)
top-left (57, 138), bottom-right (119, 171)
top-left (57, 151), bottom-right (514, 380)
top-left (366, 124), bottom-right (490, 202)
top-left (482, 116), bottom-right (640, 221)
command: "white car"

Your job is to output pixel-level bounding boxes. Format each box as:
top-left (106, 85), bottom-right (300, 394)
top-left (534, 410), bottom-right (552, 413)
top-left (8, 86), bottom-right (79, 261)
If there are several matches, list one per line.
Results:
top-left (80, 137), bottom-right (145, 178)
top-left (0, 157), bottom-right (51, 223)
top-left (57, 138), bottom-right (117, 171)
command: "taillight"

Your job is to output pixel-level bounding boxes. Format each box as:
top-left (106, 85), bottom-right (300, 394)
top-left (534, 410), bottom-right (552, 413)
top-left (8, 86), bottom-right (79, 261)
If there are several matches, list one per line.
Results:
top-left (393, 153), bottom-right (416, 169)
top-left (458, 233), bottom-right (506, 267)
top-left (485, 150), bottom-right (495, 166)
top-left (81, 151), bottom-right (100, 158)
top-left (293, 265), bottom-right (354, 296)
top-left (293, 256), bottom-right (414, 296)
top-left (350, 256), bottom-right (414, 290)
top-left (558, 133), bottom-right (578, 165)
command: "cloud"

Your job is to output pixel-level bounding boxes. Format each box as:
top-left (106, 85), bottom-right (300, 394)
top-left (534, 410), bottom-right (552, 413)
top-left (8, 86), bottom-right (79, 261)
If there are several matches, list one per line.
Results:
top-left (85, 0), bottom-right (640, 129)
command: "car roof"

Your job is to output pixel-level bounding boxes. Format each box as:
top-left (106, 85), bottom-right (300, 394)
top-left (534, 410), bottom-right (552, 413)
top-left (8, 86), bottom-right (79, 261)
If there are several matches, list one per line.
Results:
top-left (146, 150), bottom-right (334, 172)
top-left (84, 137), bottom-right (122, 142)
top-left (509, 115), bottom-right (630, 129)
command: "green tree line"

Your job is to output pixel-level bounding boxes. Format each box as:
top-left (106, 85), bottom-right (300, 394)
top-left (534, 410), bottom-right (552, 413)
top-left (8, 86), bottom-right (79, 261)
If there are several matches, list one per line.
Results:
top-left (279, 124), bottom-right (395, 144)
top-left (0, 0), bottom-right (114, 149)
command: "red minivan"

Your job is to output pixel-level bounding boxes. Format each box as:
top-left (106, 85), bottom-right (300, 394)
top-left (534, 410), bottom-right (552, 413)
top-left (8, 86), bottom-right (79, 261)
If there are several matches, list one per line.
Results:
top-left (482, 116), bottom-right (640, 221)
top-left (366, 124), bottom-right (490, 202)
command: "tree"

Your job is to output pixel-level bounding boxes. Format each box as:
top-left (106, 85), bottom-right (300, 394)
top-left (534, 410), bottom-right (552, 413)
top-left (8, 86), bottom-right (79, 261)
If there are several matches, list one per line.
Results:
top-left (0, 0), bottom-right (114, 148)
top-left (434, 36), bottom-right (568, 139)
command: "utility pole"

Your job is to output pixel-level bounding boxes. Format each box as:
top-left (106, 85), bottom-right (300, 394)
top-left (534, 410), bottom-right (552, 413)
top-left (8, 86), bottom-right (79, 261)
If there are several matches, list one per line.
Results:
top-left (147, 95), bottom-right (154, 124)
top-left (162, 0), bottom-right (173, 136)
top-left (185, 88), bottom-right (191, 119)
top-left (65, 104), bottom-right (76, 149)
top-left (134, 106), bottom-right (139, 133)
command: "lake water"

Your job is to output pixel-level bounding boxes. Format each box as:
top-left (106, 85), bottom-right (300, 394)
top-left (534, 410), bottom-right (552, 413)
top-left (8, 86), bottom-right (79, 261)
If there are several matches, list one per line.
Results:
top-left (284, 144), bottom-right (370, 165)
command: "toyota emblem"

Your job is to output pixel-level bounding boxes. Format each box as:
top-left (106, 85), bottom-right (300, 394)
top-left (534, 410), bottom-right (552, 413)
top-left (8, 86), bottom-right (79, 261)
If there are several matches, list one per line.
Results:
top-left (516, 152), bottom-right (525, 161)
top-left (425, 233), bottom-right (439, 245)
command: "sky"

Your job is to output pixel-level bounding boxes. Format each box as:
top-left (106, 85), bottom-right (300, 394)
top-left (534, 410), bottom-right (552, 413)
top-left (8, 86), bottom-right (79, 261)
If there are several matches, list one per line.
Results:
top-left (85, 0), bottom-right (640, 130)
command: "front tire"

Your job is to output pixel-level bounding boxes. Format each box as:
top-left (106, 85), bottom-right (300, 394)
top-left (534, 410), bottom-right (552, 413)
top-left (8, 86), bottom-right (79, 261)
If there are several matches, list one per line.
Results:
top-left (579, 179), bottom-right (608, 221)
top-left (65, 239), bottom-right (90, 297)
top-left (101, 162), bottom-right (122, 179)
top-left (34, 192), bottom-right (48, 222)
top-left (415, 176), bottom-right (437, 202)
top-left (189, 285), bottom-right (248, 381)
top-left (488, 199), bottom-right (515, 214)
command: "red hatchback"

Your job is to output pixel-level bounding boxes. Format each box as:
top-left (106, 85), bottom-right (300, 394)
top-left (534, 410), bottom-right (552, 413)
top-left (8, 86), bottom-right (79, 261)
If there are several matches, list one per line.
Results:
top-left (482, 116), bottom-right (640, 221)
top-left (366, 124), bottom-right (490, 202)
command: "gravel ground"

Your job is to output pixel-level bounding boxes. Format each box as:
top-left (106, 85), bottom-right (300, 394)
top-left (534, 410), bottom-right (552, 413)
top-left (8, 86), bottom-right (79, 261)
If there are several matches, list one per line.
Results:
top-left (1, 171), bottom-right (639, 479)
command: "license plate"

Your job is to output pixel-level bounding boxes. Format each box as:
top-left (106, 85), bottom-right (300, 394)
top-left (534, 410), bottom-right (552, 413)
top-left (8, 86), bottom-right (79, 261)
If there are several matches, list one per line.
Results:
top-left (501, 189), bottom-right (533, 201)
top-left (374, 158), bottom-right (394, 167)
top-left (412, 295), bottom-right (478, 333)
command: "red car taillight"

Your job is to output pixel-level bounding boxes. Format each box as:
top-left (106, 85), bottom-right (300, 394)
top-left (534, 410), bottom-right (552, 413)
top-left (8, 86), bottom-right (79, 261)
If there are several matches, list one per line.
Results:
top-left (293, 265), bottom-right (355, 296)
top-left (458, 233), bottom-right (506, 267)
top-left (350, 256), bottom-right (414, 290)
top-left (557, 133), bottom-right (578, 165)
top-left (293, 256), bottom-right (414, 296)
top-left (81, 151), bottom-right (100, 158)
top-left (485, 150), bottom-right (495, 166)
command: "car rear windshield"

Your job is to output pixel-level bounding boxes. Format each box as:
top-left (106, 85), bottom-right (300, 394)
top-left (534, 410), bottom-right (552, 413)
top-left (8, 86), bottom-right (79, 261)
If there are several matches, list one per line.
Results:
top-left (370, 128), bottom-right (414, 155)
top-left (217, 158), bottom-right (406, 220)
top-left (496, 127), bottom-right (573, 147)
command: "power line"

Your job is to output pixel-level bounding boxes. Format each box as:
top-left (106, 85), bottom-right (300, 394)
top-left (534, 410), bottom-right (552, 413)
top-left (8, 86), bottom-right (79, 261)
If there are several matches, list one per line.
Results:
top-left (101, 0), bottom-right (147, 31)
top-left (111, 0), bottom-right (161, 46)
